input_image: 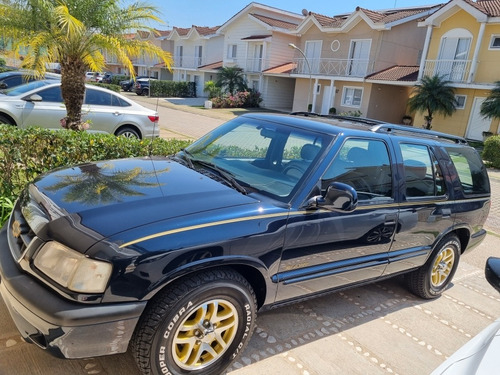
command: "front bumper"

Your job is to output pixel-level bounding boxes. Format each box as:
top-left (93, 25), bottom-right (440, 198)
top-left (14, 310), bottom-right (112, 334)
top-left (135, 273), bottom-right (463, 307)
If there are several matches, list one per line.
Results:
top-left (0, 224), bottom-right (147, 359)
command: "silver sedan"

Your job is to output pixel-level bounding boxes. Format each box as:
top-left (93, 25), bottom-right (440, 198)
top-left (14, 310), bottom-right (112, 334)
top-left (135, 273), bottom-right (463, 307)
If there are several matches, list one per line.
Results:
top-left (0, 80), bottom-right (160, 139)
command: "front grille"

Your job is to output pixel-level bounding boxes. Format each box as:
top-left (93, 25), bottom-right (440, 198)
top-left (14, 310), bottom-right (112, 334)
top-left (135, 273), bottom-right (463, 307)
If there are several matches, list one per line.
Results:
top-left (8, 205), bottom-right (36, 262)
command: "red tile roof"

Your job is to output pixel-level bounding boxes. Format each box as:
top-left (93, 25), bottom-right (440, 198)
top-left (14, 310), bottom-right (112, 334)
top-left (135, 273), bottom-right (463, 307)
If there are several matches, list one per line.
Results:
top-left (366, 65), bottom-right (420, 81)
top-left (241, 34), bottom-right (272, 40)
top-left (309, 12), bottom-right (346, 28)
top-left (173, 27), bottom-right (190, 36)
top-left (250, 13), bottom-right (300, 29)
top-left (468, 0), bottom-right (500, 16)
top-left (198, 61), bottom-right (223, 70)
top-left (193, 25), bottom-right (220, 36)
top-left (263, 62), bottom-right (296, 74)
top-left (309, 4), bottom-right (440, 28)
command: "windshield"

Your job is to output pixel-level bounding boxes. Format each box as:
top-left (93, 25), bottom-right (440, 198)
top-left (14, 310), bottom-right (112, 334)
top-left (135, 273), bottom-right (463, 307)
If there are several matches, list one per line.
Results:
top-left (180, 116), bottom-right (332, 201)
top-left (1, 80), bottom-right (55, 96)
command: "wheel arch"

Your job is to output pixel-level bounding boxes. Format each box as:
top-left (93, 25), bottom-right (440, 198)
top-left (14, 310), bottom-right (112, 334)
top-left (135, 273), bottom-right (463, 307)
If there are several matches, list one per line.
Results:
top-left (114, 124), bottom-right (142, 139)
top-left (146, 261), bottom-right (269, 310)
top-left (0, 112), bottom-right (17, 126)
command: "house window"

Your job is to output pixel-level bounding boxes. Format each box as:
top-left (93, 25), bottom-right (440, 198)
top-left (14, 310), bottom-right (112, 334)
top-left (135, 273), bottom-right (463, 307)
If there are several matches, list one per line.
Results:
top-left (342, 87), bottom-right (363, 108)
top-left (195, 45), bottom-right (203, 66)
top-left (176, 45), bottom-right (183, 66)
top-left (455, 95), bottom-right (467, 109)
top-left (490, 35), bottom-right (500, 49)
top-left (227, 44), bottom-right (237, 59)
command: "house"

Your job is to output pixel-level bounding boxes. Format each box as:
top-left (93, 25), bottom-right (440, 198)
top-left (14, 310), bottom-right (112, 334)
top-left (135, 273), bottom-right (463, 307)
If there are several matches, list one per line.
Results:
top-left (169, 25), bottom-right (223, 97)
top-left (215, 2), bottom-right (305, 110)
top-left (416, 0), bottom-right (500, 140)
top-left (288, 5), bottom-right (441, 123)
top-left (103, 30), bottom-right (173, 79)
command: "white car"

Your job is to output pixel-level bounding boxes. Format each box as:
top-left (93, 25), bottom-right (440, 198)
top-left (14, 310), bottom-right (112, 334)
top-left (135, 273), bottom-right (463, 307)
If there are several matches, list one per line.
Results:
top-left (431, 257), bottom-right (500, 375)
top-left (0, 80), bottom-right (160, 139)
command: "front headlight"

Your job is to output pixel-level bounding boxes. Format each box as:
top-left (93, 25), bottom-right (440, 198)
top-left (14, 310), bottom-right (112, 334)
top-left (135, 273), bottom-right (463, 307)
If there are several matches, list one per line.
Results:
top-left (34, 241), bottom-right (112, 293)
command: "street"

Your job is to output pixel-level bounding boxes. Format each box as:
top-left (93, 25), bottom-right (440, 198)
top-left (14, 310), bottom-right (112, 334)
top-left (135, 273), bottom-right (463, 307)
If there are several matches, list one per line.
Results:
top-left (1, 97), bottom-right (500, 375)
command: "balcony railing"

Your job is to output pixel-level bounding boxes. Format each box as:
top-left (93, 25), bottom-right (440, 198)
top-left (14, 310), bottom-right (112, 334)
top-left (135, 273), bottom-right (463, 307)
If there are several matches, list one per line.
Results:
top-left (421, 59), bottom-right (472, 83)
top-left (173, 55), bottom-right (207, 69)
top-left (290, 57), bottom-right (373, 78)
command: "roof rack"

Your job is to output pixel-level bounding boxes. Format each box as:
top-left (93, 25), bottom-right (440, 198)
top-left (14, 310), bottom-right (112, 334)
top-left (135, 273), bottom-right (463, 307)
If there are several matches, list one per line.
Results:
top-left (290, 112), bottom-right (384, 126)
top-left (371, 124), bottom-right (468, 144)
top-left (289, 112), bottom-right (468, 145)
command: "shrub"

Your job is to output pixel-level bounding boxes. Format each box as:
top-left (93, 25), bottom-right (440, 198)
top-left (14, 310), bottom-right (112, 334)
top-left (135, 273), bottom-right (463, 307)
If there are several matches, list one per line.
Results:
top-left (90, 82), bottom-right (121, 92)
top-left (482, 135), bottom-right (500, 168)
top-left (211, 90), bottom-right (262, 108)
top-left (111, 74), bottom-right (129, 85)
top-left (150, 80), bottom-right (196, 97)
top-left (0, 125), bottom-right (191, 225)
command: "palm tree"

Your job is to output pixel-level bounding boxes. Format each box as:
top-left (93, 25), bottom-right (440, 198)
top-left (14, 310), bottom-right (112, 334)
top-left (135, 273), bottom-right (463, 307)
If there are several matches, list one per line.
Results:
top-left (216, 66), bottom-right (247, 95)
top-left (408, 75), bottom-right (458, 129)
top-left (481, 81), bottom-right (500, 120)
top-left (0, 0), bottom-right (172, 131)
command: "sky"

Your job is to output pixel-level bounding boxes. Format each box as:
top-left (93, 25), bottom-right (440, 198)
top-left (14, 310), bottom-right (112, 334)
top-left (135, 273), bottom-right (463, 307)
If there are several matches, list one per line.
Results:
top-left (142, 0), bottom-right (444, 29)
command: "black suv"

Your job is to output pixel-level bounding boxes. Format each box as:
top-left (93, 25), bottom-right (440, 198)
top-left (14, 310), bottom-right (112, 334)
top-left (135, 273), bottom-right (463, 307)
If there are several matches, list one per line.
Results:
top-left (0, 114), bottom-right (491, 375)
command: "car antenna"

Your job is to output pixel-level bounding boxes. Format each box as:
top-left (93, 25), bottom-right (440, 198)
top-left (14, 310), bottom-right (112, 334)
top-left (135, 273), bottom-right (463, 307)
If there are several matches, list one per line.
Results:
top-left (148, 81), bottom-right (160, 157)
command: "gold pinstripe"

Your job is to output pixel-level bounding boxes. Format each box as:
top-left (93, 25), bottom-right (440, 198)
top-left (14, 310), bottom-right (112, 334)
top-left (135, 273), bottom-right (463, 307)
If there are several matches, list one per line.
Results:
top-left (119, 197), bottom-right (489, 248)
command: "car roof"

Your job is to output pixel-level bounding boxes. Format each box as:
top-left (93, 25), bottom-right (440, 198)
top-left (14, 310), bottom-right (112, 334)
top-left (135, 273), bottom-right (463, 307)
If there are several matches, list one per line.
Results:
top-left (240, 113), bottom-right (468, 146)
top-left (0, 70), bottom-right (60, 79)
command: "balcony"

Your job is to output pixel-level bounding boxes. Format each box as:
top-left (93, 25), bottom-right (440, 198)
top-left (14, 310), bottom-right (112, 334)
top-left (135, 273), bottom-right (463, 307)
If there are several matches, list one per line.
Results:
top-left (421, 59), bottom-right (472, 83)
top-left (290, 57), bottom-right (373, 78)
top-left (172, 55), bottom-right (207, 69)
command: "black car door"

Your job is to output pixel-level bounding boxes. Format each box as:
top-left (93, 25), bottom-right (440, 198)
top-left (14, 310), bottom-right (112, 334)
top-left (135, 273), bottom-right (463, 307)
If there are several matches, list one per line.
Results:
top-left (275, 137), bottom-right (398, 302)
top-left (383, 142), bottom-right (455, 275)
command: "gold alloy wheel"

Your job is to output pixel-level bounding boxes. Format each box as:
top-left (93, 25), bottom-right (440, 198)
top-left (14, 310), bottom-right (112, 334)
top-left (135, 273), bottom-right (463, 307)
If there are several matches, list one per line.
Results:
top-left (172, 299), bottom-right (239, 370)
top-left (431, 246), bottom-right (456, 288)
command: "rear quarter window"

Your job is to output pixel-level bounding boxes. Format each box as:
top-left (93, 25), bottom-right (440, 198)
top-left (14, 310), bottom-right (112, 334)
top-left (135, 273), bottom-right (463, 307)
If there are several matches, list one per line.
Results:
top-left (445, 147), bottom-right (490, 195)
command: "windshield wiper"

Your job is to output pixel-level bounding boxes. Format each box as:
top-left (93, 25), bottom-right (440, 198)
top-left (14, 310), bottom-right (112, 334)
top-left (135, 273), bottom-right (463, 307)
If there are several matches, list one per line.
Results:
top-left (172, 149), bottom-right (194, 169)
top-left (193, 159), bottom-right (247, 194)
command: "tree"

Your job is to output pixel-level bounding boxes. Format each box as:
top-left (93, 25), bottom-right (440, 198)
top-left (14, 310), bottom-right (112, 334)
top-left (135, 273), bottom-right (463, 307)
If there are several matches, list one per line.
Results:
top-left (0, 0), bottom-right (172, 131)
top-left (407, 75), bottom-right (458, 130)
top-left (481, 81), bottom-right (500, 120)
top-left (216, 66), bottom-right (247, 95)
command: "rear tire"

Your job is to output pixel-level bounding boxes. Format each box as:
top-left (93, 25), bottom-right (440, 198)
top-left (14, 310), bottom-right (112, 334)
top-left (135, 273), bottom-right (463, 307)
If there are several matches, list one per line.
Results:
top-left (406, 234), bottom-right (460, 299)
top-left (115, 126), bottom-right (140, 139)
top-left (131, 269), bottom-right (257, 375)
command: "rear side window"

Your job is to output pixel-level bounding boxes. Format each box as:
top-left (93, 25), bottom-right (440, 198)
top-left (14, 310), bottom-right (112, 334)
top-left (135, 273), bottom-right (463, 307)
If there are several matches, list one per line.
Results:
top-left (401, 144), bottom-right (446, 197)
top-left (445, 147), bottom-right (490, 195)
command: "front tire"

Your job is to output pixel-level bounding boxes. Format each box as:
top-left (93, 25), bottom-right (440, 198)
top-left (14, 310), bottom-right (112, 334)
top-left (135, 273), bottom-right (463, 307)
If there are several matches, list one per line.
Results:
top-left (406, 234), bottom-right (460, 299)
top-left (132, 269), bottom-right (257, 375)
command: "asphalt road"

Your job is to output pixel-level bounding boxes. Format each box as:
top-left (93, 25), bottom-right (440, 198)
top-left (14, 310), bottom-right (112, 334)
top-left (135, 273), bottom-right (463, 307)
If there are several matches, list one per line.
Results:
top-left (1, 97), bottom-right (500, 375)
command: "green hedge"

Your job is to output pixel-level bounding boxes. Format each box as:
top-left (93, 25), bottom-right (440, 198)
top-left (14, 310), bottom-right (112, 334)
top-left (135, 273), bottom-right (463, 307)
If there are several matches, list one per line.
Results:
top-left (483, 135), bottom-right (500, 168)
top-left (0, 125), bottom-right (191, 224)
top-left (150, 80), bottom-right (196, 97)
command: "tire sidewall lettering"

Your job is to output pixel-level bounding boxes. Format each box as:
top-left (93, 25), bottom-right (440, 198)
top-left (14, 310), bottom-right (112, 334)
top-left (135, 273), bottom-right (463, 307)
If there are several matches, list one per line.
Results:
top-left (157, 300), bottom-right (193, 375)
top-left (231, 303), bottom-right (253, 360)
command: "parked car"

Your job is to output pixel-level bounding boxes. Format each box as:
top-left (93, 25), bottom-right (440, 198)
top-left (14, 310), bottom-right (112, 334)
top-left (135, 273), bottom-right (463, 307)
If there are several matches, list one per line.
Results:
top-left (0, 113), bottom-right (491, 375)
top-left (0, 80), bottom-right (159, 138)
top-left (134, 77), bottom-right (156, 96)
top-left (0, 70), bottom-right (60, 89)
top-left (120, 75), bottom-right (152, 92)
top-left (431, 257), bottom-right (500, 374)
top-left (100, 72), bottom-right (113, 84)
top-left (85, 71), bottom-right (103, 82)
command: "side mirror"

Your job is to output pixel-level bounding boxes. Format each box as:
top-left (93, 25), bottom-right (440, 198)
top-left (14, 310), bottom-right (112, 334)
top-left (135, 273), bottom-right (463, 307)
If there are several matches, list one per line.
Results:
top-left (24, 94), bottom-right (42, 102)
top-left (305, 182), bottom-right (358, 212)
top-left (0, 82), bottom-right (7, 89)
top-left (486, 257), bottom-right (500, 294)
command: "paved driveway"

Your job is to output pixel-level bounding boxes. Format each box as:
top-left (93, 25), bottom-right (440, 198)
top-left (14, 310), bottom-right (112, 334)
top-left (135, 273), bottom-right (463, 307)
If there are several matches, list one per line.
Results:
top-left (1, 97), bottom-right (499, 375)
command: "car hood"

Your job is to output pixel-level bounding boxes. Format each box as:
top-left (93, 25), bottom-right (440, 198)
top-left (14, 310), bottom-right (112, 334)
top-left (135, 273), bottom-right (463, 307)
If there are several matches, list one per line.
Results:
top-left (25, 157), bottom-right (259, 241)
top-left (431, 318), bottom-right (500, 375)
